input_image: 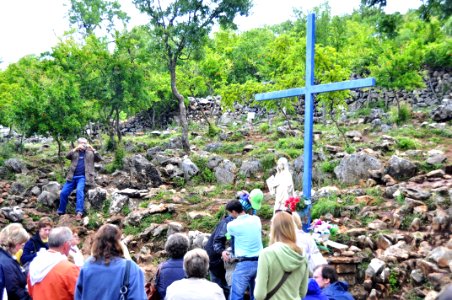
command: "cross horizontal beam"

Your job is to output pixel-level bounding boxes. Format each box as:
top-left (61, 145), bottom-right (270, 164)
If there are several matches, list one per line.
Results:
top-left (255, 78), bottom-right (376, 101)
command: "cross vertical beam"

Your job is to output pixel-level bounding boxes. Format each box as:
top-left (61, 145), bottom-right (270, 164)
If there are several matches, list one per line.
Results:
top-left (303, 14), bottom-right (315, 202)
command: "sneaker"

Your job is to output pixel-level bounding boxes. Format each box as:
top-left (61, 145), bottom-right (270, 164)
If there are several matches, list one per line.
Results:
top-left (75, 213), bottom-right (83, 221)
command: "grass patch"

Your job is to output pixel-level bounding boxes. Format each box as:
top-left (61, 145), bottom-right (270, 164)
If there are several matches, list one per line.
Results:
top-left (396, 137), bottom-right (418, 150)
top-left (311, 195), bottom-right (343, 219)
top-left (211, 142), bottom-right (246, 155)
top-left (320, 160), bottom-right (339, 173)
top-left (276, 137), bottom-right (304, 150)
top-left (191, 155), bottom-right (216, 184)
top-left (257, 204), bottom-right (273, 220)
top-left (259, 123), bottom-right (270, 134)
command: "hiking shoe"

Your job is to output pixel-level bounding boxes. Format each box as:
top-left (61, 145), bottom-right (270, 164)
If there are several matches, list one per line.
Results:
top-left (75, 213), bottom-right (83, 221)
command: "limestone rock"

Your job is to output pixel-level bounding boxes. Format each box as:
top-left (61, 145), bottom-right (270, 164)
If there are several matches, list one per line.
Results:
top-left (109, 192), bottom-right (129, 214)
top-left (386, 155), bottom-right (418, 180)
top-left (87, 187), bottom-right (107, 210)
top-left (334, 152), bottom-right (382, 184)
top-left (428, 247), bottom-right (452, 268)
top-left (0, 206), bottom-right (24, 222)
top-left (215, 159), bottom-right (237, 185)
top-left (239, 159), bottom-right (262, 178)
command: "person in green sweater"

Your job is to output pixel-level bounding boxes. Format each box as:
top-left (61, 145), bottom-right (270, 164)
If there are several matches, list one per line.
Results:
top-left (254, 211), bottom-right (309, 300)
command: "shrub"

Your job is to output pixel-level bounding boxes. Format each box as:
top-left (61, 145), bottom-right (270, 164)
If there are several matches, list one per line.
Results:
top-left (259, 123), bottom-right (270, 134)
top-left (106, 145), bottom-right (125, 173)
top-left (320, 161), bottom-right (339, 173)
top-left (276, 137), bottom-right (304, 150)
top-left (260, 154), bottom-right (275, 173)
top-left (191, 156), bottom-right (216, 184)
top-left (396, 137), bottom-right (417, 150)
top-left (311, 195), bottom-right (343, 219)
top-left (390, 102), bottom-right (412, 125)
top-left (0, 142), bottom-right (15, 167)
top-left (208, 123), bottom-right (220, 138)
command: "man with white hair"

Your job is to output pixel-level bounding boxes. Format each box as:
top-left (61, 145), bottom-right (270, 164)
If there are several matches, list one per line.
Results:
top-left (57, 138), bottom-right (102, 220)
top-left (27, 227), bottom-right (80, 300)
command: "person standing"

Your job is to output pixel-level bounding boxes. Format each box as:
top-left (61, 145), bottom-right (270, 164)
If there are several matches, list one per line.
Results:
top-left (75, 224), bottom-right (146, 300)
top-left (0, 223), bottom-right (30, 300)
top-left (226, 200), bottom-right (263, 300)
top-left (57, 138), bottom-right (102, 220)
top-left (27, 227), bottom-right (80, 300)
top-left (205, 200), bottom-right (242, 299)
top-left (254, 211), bottom-right (308, 300)
top-left (20, 217), bottom-right (53, 267)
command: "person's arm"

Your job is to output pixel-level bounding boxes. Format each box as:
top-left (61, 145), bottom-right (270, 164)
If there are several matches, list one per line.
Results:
top-left (20, 240), bottom-right (36, 265)
top-left (7, 268), bottom-right (30, 300)
top-left (65, 264), bottom-right (81, 299)
top-left (212, 222), bottom-right (228, 254)
top-left (87, 145), bottom-right (103, 162)
top-left (128, 262), bottom-right (147, 300)
top-left (253, 251), bottom-right (269, 300)
top-left (74, 268), bottom-right (84, 300)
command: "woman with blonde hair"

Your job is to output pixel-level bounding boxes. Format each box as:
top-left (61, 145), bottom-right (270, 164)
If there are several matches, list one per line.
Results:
top-left (75, 224), bottom-right (146, 300)
top-left (0, 223), bottom-right (30, 300)
top-left (254, 211), bottom-right (308, 300)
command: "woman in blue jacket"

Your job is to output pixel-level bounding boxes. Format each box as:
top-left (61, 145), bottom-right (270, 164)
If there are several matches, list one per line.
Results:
top-left (0, 223), bottom-right (30, 300)
top-left (75, 224), bottom-right (146, 300)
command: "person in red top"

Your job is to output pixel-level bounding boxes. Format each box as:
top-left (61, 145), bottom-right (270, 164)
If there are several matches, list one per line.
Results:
top-left (27, 227), bottom-right (80, 300)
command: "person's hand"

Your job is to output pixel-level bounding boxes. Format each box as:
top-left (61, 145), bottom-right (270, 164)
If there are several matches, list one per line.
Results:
top-left (86, 144), bottom-right (94, 151)
top-left (75, 144), bottom-right (86, 151)
top-left (222, 250), bottom-right (230, 262)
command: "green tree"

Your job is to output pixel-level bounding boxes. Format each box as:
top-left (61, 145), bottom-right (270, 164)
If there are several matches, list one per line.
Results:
top-left (68, 0), bottom-right (129, 36)
top-left (133, 0), bottom-right (252, 153)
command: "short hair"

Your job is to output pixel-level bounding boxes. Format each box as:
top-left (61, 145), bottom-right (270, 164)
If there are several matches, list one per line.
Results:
top-left (314, 264), bottom-right (338, 283)
top-left (183, 248), bottom-right (209, 278)
top-left (226, 200), bottom-right (243, 213)
top-left (77, 138), bottom-right (88, 144)
top-left (0, 223), bottom-right (29, 251)
top-left (165, 233), bottom-right (189, 259)
top-left (91, 224), bottom-right (123, 265)
top-left (37, 217), bottom-right (53, 231)
top-left (48, 227), bottom-right (73, 248)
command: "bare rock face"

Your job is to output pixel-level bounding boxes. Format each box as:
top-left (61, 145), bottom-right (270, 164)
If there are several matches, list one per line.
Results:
top-left (0, 206), bottom-right (24, 222)
top-left (386, 155), bottom-right (418, 180)
top-left (431, 208), bottom-right (451, 232)
top-left (214, 159), bottom-right (237, 185)
top-left (334, 152), bottom-right (383, 184)
top-left (428, 247), bottom-right (452, 268)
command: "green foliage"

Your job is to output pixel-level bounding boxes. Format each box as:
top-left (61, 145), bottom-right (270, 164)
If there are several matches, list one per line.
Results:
top-left (191, 155), bottom-right (216, 184)
top-left (0, 142), bottom-right (15, 166)
top-left (423, 39), bottom-right (452, 69)
top-left (105, 145), bottom-right (125, 173)
top-left (257, 204), bottom-right (273, 220)
top-left (311, 195), bottom-right (343, 219)
top-left (320, 160), bottom-right (339, 173)
top-left (188, 216), bottom-right (219, 232)
top-left (390, 102), bottom-right (412, 125)
top-left (208, 123), bottom-right (221, 138)
top-left (258, 123), bottom-right (270, 134)
top-left (396, 137), bottom-right (418, 150)
top-left (260, 154), bottom-right (276, 173)
top-left (401, 213), bottom-right (423, 230)
top-left (172, 177), bottom-right (186, 188)
top-left (276, 137), bottom-right (304, 150)
top-left (389, 269), bottom-right (399, 292)
top-left (395, 194), bottom-right (405, 205)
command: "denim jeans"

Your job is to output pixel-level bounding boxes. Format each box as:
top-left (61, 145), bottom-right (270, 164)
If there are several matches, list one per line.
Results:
top-left (57, 175), bottom-right (85, 214)
top-left (229, 260), bottom-right (257, 300)
top-left (210, 271), bottom-right (230, 299)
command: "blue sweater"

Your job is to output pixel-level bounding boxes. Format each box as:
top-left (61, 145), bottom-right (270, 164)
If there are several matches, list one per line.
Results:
top-left (323, 281), bottom-right (354, 300)
top-left (75, 257), bottom-right (146, 300)
top-left (0, 248), bottom-right (30, 300)
top-left (155, 258), bottom-right (185, 299)
top-left (20, 234), bottom-right (48, 265)
top-left (303, 279), bottom-right (328, 300)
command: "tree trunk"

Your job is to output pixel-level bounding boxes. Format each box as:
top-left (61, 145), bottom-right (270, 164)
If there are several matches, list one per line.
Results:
top-left (169, 63), bottom-right (190, 153)
top-left (115, 108), bottom-right (122, 142)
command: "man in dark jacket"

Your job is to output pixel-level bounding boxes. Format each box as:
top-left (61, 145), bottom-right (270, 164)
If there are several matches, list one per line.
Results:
top-left (205, 200), bottom-right (243, 299)
top-left (57, 138), bottom-right (102, 220)
top-left (313, 265), bottom-right (354, 300)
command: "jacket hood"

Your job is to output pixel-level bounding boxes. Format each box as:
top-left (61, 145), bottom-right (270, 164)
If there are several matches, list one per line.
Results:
top-left (29, 249), bottom-right (67, 286)
top-left (271, 242), bottom-right (306, 272)
top-left (307, 278), bottom-right (322, 295)
top-left (332, 281), bottom-right (350, 291)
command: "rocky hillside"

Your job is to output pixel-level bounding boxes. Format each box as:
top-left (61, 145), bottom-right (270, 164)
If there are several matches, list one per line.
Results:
top-left (0, 89), bottom-right (451, 299)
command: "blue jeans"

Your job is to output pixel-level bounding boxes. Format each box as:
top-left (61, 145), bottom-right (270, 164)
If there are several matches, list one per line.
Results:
top-left (230, 261), bottom-right (257, 300)
top-left (210, 271), bottom-right (230, 299)
top-left (57, 175), bottom-right (85, 214)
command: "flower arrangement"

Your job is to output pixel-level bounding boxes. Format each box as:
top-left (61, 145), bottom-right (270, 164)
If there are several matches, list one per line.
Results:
top-left (284, 196), bottom-right (306, 212)
top-left (310, 219), bottom-right (338, 243)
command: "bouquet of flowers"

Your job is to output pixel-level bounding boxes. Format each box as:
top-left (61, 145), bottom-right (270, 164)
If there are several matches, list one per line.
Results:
top-left (284, 196), bottom-right (305, 212)
top-left (310, 219), bottom-right (338, 243)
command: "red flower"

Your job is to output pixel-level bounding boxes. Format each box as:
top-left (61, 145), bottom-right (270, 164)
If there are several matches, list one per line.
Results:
top-left (285, 196), bottom-right (300, 212)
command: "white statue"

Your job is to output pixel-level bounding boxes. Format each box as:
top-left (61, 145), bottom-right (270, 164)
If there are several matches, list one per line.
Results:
top-left (267, 157), bottom-right (295, 212)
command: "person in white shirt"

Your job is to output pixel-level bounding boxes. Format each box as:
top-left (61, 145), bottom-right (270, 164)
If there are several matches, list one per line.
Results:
top-left (165, 248), bottom-right (225, 300)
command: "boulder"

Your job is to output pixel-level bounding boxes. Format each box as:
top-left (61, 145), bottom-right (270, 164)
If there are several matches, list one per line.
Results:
top-left (428, 246), bottom-right (452, 268)
top-left (239, 159), bottom-right (262, 178)
top-left (431, 99), bottom-right (452, 122)
top-left (215, 160), bottom-right (237, 185)
top-left (87, 187), bottom-right (107, 210)
top-left (123, 155), bottom-right (162, 188)
top-left (386, 155), bottom-right (417, 180)
top-left (37, 181), bottom-right (61, 207)
top-left (0, 206), bottom-right (24, 222)
top-left (188, 230), bottom-right (209, 249)
top-left (109, 192), bottom-right (129, 214)
top-left (334, 152), bottom-right (382, 184)
top-left (181, 157), bottom-right (199, 180)
top-left (4, 158), bottom-right (25, 173)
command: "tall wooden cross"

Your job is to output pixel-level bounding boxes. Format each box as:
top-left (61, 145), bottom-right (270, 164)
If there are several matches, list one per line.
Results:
top-left (255, 13), bottom-right (376, 230)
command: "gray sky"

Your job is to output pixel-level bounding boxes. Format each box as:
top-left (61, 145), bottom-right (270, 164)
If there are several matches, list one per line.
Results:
top-left (0, 0), bottom-right (422, 69)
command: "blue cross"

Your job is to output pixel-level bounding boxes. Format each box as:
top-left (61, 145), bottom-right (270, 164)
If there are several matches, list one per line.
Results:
top-left (255, 13), bottom-right (376, 230)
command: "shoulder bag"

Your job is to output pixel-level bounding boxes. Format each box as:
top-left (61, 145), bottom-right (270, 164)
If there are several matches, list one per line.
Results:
top-left (264, 271), bottom-right (292, 300)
